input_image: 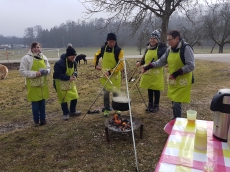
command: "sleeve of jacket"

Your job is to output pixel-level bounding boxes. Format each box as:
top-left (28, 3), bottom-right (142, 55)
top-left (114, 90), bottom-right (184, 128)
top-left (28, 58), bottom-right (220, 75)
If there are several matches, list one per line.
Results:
top-left (93, 48), bottom-right (102, 67)
top-left (181, 46), bottom-right (195, 74)
top-left (19, 55), bottom-right (37, 78)
top-left (53, 60), bottom-right (70, 81)
top-left (109, 49), bottom-right (124, 74)
top-left (43, 55), bottom-right (51, 75)
top-left (157, 43), bottom-right (167, 59)
top-left (153, 49), bottom-right (169, 68)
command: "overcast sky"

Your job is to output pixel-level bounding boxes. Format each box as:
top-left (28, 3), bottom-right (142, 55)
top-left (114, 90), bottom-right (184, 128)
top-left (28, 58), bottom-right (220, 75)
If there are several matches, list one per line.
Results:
top-left (0, 0), bottom-right (103, 37)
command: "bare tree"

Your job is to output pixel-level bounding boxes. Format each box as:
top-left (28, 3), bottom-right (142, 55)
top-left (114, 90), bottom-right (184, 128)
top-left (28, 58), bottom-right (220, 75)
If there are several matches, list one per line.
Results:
top-left (34, 25), bottom-right (43, 39)
top-left (82, 0), bottom-right (198, 42)
top-left (180, 25), bottom-right (203, 47)
top-left (136, 30), bottom-right (149, 55)
top-left (203, 2), bottom-right (230, 53)
top-left (23, 27), bottom-right (34, 46)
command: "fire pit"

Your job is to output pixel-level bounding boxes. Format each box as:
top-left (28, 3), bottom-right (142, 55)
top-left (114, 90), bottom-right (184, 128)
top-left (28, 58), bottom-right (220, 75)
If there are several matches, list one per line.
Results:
top-left (104, 115), bottom-right (143, 142)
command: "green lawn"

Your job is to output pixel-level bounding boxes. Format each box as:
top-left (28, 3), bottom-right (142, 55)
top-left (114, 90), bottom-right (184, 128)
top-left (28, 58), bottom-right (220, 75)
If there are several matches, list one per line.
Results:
top-left (0, 59), bottom-right (230, 171)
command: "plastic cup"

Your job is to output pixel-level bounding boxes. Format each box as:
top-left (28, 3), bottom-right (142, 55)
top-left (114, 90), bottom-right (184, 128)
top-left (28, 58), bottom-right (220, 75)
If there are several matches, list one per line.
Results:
top-left (194, 127), bottom-right (207, 151)
top-left (186, 110), bottom-right (197, 125)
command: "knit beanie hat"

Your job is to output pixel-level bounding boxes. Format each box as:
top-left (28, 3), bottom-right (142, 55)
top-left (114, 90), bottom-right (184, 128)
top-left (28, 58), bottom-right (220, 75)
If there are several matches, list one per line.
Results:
top-left (107, 33), bottom-right (117, 41)
top-left (150, 29), bottom-right (161, 42)
top-left (66, 46), bottom-right (76, 56)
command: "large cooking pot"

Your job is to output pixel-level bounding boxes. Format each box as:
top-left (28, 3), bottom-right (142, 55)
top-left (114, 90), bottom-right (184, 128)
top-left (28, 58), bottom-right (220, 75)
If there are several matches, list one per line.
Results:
top-left (112, 96), bottom-right (131, 111)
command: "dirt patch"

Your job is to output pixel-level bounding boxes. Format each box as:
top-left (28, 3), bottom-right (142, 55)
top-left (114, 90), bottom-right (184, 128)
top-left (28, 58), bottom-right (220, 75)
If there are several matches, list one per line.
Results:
top-left (0, 122), bottom-right (30, 133)
top-left (2, 62), bottom-right (20, 70)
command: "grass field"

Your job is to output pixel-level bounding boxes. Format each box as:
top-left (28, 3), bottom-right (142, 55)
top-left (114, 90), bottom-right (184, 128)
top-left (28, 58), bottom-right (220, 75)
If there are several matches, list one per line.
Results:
top-left (0, 45), bottom-right (230, 61)
top-left (0, 58), bottom-right (230, 171)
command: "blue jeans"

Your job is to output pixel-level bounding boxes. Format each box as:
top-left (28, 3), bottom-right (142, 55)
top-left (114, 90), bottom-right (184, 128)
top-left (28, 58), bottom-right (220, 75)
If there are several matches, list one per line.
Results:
top-left (172, 102), bottom-right (182, 119)
top-left (31, 99), bottom-right (46, 123)
top-left (61, 99), bottom-right (77, 115)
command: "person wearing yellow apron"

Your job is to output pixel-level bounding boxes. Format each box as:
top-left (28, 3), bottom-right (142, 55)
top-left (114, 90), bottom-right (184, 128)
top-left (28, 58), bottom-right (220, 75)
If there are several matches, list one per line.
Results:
top-left (53, 45), bottom-right (80, 120)
top-left (136, 29), bottom-right (167, 113)
top-left (143, 30), bottom-right (195, 119)
top-left (94, 33), bottom-right (124, 116)
top-left (19, 42), bottom-right (51, 126)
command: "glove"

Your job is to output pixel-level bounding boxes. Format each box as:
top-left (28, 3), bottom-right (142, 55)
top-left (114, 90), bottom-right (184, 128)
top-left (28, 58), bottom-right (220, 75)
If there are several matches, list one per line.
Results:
top-left (73, 71), bottom-right (78, 77)
top-left (143, 63), bottom-right (154, 71)
top-left (172, 69), bottom-right (183, 78)
top-left (40, 70), bottom-right (48, 76)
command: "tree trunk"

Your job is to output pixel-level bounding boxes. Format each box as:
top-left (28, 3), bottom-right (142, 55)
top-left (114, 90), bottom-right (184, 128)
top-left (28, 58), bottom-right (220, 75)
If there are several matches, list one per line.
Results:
top-left (210, 42), bottom-right (216, 53)
top-left (161, 15), bottom-right (170, 43)
top-left (218, 45), bottom-right (223, 53)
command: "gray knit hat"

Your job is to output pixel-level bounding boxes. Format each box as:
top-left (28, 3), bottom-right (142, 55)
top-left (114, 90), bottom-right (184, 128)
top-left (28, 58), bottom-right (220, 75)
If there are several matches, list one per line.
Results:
top-left (150, 29), bottom-right (161, 41)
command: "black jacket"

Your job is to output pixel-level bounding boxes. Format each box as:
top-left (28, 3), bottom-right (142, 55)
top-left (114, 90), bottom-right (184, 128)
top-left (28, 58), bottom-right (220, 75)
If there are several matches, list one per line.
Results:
top-left (95, 42), bottom-right (122, 66)
top-left (140, 42), bottom-right (167, 65)
top-left (53, 55), bottom-right (77, 81)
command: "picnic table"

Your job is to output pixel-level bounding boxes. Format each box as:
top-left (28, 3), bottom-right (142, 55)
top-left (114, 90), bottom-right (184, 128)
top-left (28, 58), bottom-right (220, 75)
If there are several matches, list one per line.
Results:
top-left (155, 118), bottom-right (230, 172)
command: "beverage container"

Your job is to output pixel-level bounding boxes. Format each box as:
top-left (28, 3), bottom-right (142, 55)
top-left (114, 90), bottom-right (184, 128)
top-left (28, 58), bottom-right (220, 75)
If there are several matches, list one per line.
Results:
top-left (187, 110), bottom-right (197, 125)
top-left (194, 127), bottom-right (207, 151)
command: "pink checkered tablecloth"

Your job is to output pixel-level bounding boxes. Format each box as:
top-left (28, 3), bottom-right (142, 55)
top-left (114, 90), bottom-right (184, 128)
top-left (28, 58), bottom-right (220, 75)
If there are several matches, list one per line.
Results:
top-left (155, 118), bottom-right (230, 172)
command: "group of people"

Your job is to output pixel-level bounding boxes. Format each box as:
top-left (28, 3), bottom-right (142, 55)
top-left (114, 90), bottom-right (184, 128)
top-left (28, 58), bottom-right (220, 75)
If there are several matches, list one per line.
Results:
top-left (19, 29), bottom-right (195, 127)
top-left (19, 42), bottom-right (81, 126)
top-left (94, 30), bottom-right (195, 120)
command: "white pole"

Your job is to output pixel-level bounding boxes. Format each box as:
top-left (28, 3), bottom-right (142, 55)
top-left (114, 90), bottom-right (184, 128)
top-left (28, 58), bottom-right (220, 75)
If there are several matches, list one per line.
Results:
top-left (123, 57), bottom-right (139, 172)
top-left (57, 49), bottom-right (59, 58)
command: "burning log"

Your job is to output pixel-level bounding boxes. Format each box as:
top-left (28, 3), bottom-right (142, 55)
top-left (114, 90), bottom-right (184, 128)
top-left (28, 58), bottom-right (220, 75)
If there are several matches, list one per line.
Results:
top-left (109, 113), bottom-right (131, 131)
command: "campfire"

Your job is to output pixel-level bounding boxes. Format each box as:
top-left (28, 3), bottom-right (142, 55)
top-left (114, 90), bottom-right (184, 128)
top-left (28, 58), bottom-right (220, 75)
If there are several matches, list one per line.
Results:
top-left (104, 114), bottom-right (143, 142)
top-left (109, 113), bottom-right (131, 132)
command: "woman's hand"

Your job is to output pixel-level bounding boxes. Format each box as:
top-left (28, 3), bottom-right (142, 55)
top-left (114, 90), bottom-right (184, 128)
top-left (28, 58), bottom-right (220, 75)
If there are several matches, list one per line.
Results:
top-left (36, 71), bottom-right (42, 77)
top-left (69, 76), bottom-right (76, 81)
top-left (136, 62), bottom-right (140, 67)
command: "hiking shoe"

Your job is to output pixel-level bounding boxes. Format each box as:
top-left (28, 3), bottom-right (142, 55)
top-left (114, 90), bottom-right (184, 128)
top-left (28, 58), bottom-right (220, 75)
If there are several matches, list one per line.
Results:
top-left (149, 106), bottom-right (159, 113)
top-left (40, 119), bottom-right (47, 126)
top-left (115, 110), bottom-right (121, 115)
top-left (63, 115), bottom-right (69, 121)
top-left (104, 110), bottom-right (110, 117)
top-left (34, 121), bottom-right (40, 127)
top-left (102, 107), bottom-right (112, 112)
top-left (146, 103), bottom-right (154, 112)
top-left (69, 111), bottom-right (81, 117)
top-left (87, 110), bottom-right (100, 114)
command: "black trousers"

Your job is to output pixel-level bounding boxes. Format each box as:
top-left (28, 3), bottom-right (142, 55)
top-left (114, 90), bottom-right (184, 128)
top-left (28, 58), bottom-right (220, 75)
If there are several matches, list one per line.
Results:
top-left (148, 89), bottom-right (160, 105)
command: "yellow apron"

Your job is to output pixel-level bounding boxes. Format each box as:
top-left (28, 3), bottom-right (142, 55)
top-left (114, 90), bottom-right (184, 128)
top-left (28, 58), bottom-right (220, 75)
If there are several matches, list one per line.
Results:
top-left (55, 58), bottom-right (79, 103)
top-left (100, 46), bottom-right (121, 92)
top-left (26, 56), bottom-right (49, 102)
top-left (167, 50), bottom-right (192, 103)
top-left (140, 48), bottom-right (164, 90)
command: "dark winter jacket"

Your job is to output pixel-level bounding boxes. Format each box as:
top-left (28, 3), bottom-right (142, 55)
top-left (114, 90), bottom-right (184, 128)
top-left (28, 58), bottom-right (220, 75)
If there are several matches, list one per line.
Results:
top-left (53, 55), bottom-right (77, 81)
top-left (94, 42), bottom-right (122, 67)
top-left (140, 42), bottom-right (167, 65)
